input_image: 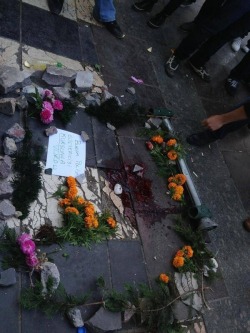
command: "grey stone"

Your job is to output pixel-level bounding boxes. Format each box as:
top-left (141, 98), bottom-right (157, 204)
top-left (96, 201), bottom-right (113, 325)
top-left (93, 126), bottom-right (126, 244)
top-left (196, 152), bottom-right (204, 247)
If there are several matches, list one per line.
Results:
top-left (84, 94), bottom-right (100, 106)
top-left (102, 90), bottom-right (121, 106)
top-left (133, 164), bottom-right (144, 173)
top-left (75, 71), bottom-right (94, 92)
top-left (67, 307), bottom-right (84, 327)
top-left (126, 87), bottom-right (136, 95)
top-left (45, 126), bottom-right (58, 136)
top-left (16, 95), bottom-right (28, 110)
top-left (124, 303), bottom-right (136, 323)
top-left (14, 211), bottom-right (22, 218)
top-left (0, 268), bottom-right (16, 287)
top-left (0, 179), bottom-right (13, 199)
top-left (3, 137), bottom-right (17, 156)
top-left (6, 123), bottom-right (25, 143)
top-left (0, 98), bottom-right (16, 115)
top-left (80, 131), bottom-right (90, 142)
top-left (76, 173), bottom-right (85, 184)
top-left (44, 168), bottom-right (52, 175)
top-left (174, 272), bottom-right (203, 312)
top-left (22, 85), bottom-right (43, 103)
top-left (42, 66), bottom-right (76, 86)
top-left (0, 155), bottom-right (12, 178)
top-left (147, 117), bottom-right (162, 129)
top-left (172, 300), bottom-right (197, 322)
top-left (0, 199), bottom-right (16, 219)
top-left (87, 307), bottom-right (122, 332)
top-left (0, 66), bottom-right (32, 94)
top-left (106, 122), bottom-right (116, 131)
top-left (41, 262), bottom-right (60, 295)
top-left (52, 86), bottom-right (72, 100)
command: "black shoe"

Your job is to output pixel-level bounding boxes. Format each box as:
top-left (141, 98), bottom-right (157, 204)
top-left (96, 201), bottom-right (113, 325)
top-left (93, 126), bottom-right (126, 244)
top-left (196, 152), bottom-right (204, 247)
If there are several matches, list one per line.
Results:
top-left (186, 131), bottom-right (217, 146)
top-left (147, 12), bottom-right (168, 28)
top-left (189, 61), bottom-right (211, 82)
top-left (132, 0), bottom-right (157, 12)
top-left (47, 0), bottom-right (64, 14)
top-left (165, 52), bottom-right (180, 77)
top-left (179, 21), bottom-right (195, 32)
top-left (103, 21), bottom-right (125, 39)
top-left (225, 77), bottom-right (240, 96)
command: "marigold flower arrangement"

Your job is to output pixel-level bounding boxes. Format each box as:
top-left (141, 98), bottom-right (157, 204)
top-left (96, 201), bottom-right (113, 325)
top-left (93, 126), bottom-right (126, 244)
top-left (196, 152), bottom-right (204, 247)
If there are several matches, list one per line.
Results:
top-left (31, 88), bottom-right (63, 124)
top-left (57, 176), bottom-right (117, 246)
top-left (167, 174), bottom-right (186, 202)
top-left (172, 245), bottom-right (196, 272)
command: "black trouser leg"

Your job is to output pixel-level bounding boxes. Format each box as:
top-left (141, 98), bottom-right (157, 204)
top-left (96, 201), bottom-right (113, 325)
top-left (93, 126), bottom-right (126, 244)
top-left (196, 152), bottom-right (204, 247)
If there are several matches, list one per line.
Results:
top-left (189, 13), bottom-right (250, 67)
top-left (230, 53), bottom-right (250, 82)
top-left (160, 0), bottom-right (185, 16)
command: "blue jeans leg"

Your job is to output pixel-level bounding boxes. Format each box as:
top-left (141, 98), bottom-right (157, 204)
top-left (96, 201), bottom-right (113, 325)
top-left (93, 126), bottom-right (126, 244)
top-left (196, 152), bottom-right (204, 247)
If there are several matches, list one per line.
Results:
top-left (94, 0), bottom-right (116, 22)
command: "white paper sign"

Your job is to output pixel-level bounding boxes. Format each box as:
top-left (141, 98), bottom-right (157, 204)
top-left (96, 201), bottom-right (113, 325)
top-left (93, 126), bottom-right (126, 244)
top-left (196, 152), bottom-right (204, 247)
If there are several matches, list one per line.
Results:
top-left (45, 129), bottom-right (86, 177)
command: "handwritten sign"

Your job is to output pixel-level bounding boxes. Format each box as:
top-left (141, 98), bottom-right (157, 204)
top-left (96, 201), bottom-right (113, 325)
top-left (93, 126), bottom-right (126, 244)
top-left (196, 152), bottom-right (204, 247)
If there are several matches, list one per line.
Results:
top-left (45, 129), bottom-right (86, 177)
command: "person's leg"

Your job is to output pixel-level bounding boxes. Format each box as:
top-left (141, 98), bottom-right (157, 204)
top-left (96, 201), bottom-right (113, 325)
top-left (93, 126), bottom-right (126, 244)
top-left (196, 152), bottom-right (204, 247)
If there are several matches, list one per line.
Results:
top-left (132, 0), bottom-right (158, 12)
top-left (94, 0), bottom-right (116, 22)
top-left (148, 0), bottom-right (184, 28)
top-left (188, 13), bottom-right (250, 80)
top-left (93, 0), bottom-right (125, 39)
top-left (165, 0), bottom-right (250, 77)
top-left (230, 52), bottom-right (250, 82)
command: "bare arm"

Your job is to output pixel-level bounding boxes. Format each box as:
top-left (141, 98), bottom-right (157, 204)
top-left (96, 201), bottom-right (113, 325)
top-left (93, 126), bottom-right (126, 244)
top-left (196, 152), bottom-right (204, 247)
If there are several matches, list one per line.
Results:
top-left (201, 105), bottom-right (248, 131)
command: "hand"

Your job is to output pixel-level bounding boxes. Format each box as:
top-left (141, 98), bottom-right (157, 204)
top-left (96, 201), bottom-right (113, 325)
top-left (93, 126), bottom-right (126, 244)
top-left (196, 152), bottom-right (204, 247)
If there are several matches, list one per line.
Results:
top-left (201, 115), bottom-right (224, 131)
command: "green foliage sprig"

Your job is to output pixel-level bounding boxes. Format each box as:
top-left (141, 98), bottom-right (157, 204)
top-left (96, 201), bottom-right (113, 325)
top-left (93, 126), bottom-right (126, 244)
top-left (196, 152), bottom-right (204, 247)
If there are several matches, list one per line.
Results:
top-left (0, 227), bottom-right (27, 270)
top-left (20, 278), bottom-right (89, 317)
top-left (85, 97), bottom-right (147, 128)
top-left (11, 131), bottom-right (43, 219)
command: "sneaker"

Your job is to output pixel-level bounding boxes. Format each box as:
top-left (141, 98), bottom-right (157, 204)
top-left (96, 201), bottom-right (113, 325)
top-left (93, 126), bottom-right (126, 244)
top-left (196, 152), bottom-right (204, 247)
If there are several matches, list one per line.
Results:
top-left (103, 21), bottom-right (125, 39)
top-left (47, 0), bottom-right (64, 14)
top-left (225, 77), bottom-right (240, 96)
top-left (186, 131), bottom-right (217, 146)
top-left (180, 0), bottom-right (195, 7)
top-left (189, 61), bottom-right (211, 82)
top-left (241, 44), bottom-right (250, 53)
top-left (179, 21), bottom-right (195, 32)
top-left (165, 53), bottom-right (180, 77)
top-left (132, 0), bottom-right (157, 12)
top-left (231, 37), bottom-right (242, 52)
top-left (147, 12), bottom-right (168, 28)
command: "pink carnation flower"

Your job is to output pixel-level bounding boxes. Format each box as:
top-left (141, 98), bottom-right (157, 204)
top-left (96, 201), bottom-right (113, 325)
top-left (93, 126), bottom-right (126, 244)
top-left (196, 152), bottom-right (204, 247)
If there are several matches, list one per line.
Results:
top-left (26, 253), bottom-right (39, 268)
top-left (42, 101), bottom-right (54, 113)
top-left (40, 109), bottom-right (54, 124)
top-left (20, 239), bottom-right (36, 255)
top-left (42, 89), bottom-right (53, 99)
top-left (17, 233), bottom-right (31, 245)
top-left (53, 99), bottom-right (63, 111)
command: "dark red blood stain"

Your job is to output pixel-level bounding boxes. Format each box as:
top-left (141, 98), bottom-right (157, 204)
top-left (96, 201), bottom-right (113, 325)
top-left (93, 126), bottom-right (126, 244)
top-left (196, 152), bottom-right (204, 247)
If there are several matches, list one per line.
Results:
top-left (106, 165), bottom-right (184, 227)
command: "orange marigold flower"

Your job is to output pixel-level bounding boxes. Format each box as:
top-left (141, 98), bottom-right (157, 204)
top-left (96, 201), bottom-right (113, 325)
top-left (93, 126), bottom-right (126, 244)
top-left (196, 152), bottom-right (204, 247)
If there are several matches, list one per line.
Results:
top-left (175, 185), bottom-right (184, 195)
top-left (66, 187), bottom-right (78, 200)
top-left (107, 217), bottom-right (117, 228)
top-left (58, 198), bottom-right (71, 207)
top-left (172, 193), bottom-right (182, 201)
top-left (85, 205), bottom-right (95, 216)
top-left (166, 139), bottom-right (177, 146)
top-left (173, 256), bottom-right (185, 268)
top-left (159, 273), bottom-right (169, 284)
top-left (183, 245), bottom-right (194, 258)
top-left (168, 182), bottom-right (177, 190)
top-left (176, 250), bottom-right (184, 257)
top-left (151, 135), bottom-right (164, 144)
top-left (77, 197), bottom-right (85, 205)
top-left (168, 176), bottom-right (174, 183)
top-left (174, 174), bottom-right (187, 185)
top-left (167, 150), bottom-right (178, 161)
top-left (92, 219), bottom-right (99, 229)
top-left (67, 176), bottom-right (77, 187)
top-left (65, 207), bottom-right (79, 215)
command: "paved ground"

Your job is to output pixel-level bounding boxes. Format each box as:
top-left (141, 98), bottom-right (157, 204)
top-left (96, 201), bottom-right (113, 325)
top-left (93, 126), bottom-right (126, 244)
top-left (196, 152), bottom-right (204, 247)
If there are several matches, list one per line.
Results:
top-left (0, 0), bottom-right (250, 332)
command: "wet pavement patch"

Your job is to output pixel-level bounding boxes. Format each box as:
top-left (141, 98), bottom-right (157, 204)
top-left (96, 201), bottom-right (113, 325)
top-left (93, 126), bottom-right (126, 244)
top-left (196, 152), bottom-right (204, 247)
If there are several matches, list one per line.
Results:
top-left (0, 0), bottom-right (20, 41)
